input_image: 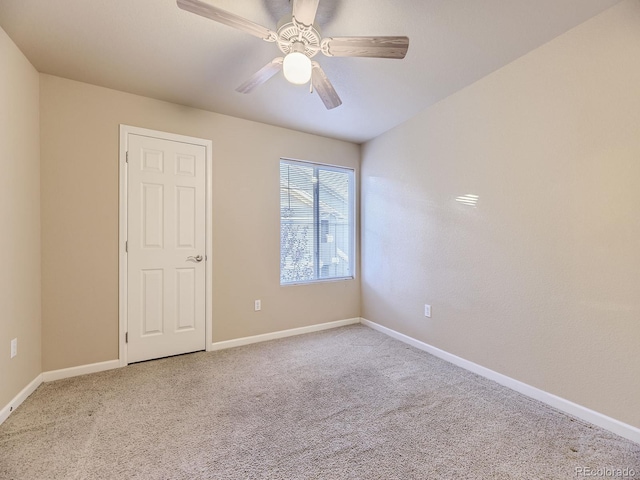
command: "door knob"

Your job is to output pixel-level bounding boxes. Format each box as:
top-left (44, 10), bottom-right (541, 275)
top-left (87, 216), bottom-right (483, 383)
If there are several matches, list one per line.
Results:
top-left (186, 255), bottom-right (203, 263)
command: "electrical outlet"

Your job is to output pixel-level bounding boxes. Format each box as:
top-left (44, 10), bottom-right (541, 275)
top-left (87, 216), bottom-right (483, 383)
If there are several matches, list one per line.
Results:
top-left (424, 304), bottom-right (431, 318)
top-left (10, 338), bottom-right (17, 358)
top-left (254, 300), bottom-right (261, 311)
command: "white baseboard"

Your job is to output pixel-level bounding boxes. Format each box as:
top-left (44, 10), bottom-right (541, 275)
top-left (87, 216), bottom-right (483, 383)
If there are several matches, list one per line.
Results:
top-left (0, 374), bottom-right (43, 426)
top-left (361, 318), bottom-right (640, 445)
top-left (210, 317), bottom-right (361, 352)
top-left (2, 318), bottom-right (356, 425)
top-left (42, 359), bottom-right (121, 382)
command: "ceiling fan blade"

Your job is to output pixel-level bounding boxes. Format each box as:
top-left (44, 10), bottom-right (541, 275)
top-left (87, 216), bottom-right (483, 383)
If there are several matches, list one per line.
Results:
top-left (236, 57), bottom-right (284, 94)
top-left (321, 36), bottom-right (409, 59)
top-left (292, 0), bottom-right (320, 29)
top-left (177, 0), bottom-right (276, 41)
top-left (311, 62), bottom-right (342, 110)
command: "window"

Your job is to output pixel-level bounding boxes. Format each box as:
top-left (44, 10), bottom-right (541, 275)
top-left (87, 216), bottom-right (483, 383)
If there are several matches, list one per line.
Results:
top-left (280, 159), bottom-right (355, 285)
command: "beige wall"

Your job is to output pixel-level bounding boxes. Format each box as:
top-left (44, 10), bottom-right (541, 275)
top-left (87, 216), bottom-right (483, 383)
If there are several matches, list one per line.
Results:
top-left (40, 75), bottom-right (360, 371)
top-left (0, 27), bottom-right (41, 407)
top-left (361, 0), bottom-right (640, 428)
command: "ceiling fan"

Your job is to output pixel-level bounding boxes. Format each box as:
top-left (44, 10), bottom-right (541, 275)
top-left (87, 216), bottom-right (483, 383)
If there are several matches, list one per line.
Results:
top-left (177, 0), bottom-right (410, 109)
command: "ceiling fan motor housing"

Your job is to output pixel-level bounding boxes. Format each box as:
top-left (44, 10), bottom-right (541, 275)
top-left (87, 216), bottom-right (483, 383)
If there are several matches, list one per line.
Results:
top-left (276, 15), bottom-right (321, 58)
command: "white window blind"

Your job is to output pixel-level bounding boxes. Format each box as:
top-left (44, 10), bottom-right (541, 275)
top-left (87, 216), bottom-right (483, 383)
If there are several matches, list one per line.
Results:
top-left (280, 159), bottom-right (355, 285)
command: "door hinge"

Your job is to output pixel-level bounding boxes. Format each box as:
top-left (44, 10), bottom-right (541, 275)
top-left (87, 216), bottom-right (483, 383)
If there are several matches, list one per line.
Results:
top-left (126, 151), bottom-right (129, 163)
top-left (125, 240), bottom-right (128, 253)
top-left (125, 332), bottom-right (128, 343)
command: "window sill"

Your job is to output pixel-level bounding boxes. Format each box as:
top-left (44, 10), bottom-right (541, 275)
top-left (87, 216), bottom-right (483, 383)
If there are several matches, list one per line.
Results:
top-left (280, 276), bottom-right (355, 287)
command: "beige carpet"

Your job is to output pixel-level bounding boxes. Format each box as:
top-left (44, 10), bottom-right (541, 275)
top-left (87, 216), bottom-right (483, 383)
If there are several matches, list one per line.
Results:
top-left (1, 325), bottom-right (638, 479)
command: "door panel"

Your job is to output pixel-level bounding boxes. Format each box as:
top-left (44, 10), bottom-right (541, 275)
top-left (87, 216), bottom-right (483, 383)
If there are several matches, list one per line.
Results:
top-left (142, 183), bottom-right (164, 248)
top-left (176, 268), bottom-right (196, 330)
top-left (127, 133), bottom-right (206, 363)
top-left (142, 269), bottom-right (164, 335)
top-left (176, 186), bottom-right (196, 248)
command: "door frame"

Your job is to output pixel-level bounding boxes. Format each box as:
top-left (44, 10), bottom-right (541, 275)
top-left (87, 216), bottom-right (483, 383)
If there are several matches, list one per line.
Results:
top-left (118, 124), bottom-right (213, 366)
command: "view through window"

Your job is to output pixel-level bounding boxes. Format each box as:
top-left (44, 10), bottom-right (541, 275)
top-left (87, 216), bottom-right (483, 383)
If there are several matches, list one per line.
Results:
top-left (280, 159), bottom-right (354, 284)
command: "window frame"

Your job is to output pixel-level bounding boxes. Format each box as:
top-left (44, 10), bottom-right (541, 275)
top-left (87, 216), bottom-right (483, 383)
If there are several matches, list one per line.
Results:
top-left (279, 157), bottom-right (356, 286)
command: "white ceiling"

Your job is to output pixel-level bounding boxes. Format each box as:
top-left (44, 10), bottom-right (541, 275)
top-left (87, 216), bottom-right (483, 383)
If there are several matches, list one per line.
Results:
top-left (0, 0), bottom-right (622, 143)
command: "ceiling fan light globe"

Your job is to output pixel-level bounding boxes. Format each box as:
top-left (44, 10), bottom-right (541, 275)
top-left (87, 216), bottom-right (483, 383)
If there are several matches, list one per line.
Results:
top-left (283, 52), bottom-right (312, 85)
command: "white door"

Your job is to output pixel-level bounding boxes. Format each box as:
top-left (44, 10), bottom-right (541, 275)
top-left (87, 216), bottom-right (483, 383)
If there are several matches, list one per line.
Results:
top-left (127, 133), bottom-right (206, 363)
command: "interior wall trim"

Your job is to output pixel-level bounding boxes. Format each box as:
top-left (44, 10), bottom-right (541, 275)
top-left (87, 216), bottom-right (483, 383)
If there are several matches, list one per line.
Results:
top-left (210, 318), bottom-right (361, 351)
top-left (41, 360), bottom-right (122, 383)
top-left (360, 318), bottom-right (640, 445)
top-left (0, 374), bottom-right (43, 426)
top-left (1, 318), bottom-right (362, 425)
top-left (6, 319), bottom-right (636, 445)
